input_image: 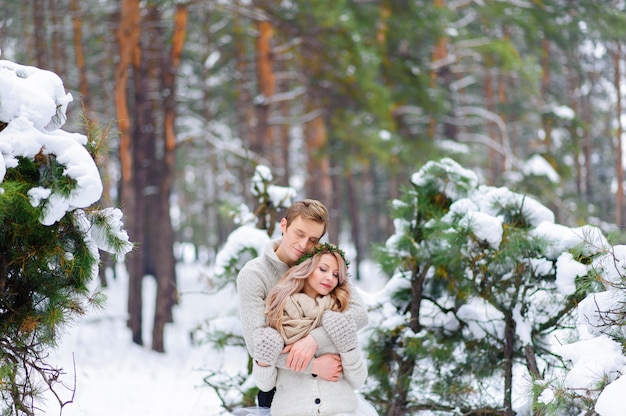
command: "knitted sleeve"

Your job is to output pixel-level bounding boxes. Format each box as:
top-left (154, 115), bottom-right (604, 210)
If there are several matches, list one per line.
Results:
top-left (252, 360), bottom-right (278, 392)
top-left (339, 348), bottom-right (368, 390)
top-left (236, 262), bottom-right (269, 357)
top-left (346, 284), bottom-right (369, 330)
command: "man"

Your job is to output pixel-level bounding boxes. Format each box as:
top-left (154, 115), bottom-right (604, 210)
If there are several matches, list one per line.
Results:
top-left (236, 199), bottom-right (368, 407)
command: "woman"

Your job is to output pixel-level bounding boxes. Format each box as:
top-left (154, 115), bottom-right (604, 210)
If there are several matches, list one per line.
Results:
top-left (238, 242), bottom-right (376, 416)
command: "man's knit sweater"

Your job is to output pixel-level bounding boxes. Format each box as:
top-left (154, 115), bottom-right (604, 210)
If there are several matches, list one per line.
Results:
top-left (236, 238), bottom-right (368, 370)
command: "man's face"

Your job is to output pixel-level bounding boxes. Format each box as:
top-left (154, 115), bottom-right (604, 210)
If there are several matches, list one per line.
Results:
top-left (275, 216), bottom-right (325, 266)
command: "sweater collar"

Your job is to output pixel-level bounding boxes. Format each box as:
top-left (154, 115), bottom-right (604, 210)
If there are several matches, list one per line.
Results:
top-left (266, 238), bottom-right (290, 275)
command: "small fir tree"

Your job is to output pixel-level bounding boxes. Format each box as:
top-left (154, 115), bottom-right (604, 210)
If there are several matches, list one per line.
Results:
top-left (365, 158), bottom-right (610, 415)
top-left (0, 60), bottom-right (132, 415)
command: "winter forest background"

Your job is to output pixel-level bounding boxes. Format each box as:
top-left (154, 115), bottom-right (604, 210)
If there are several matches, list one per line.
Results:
top-left (3, 1), bottom-right (626, 415)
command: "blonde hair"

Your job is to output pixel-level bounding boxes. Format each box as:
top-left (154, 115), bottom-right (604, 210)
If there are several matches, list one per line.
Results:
top-left (266, 244), bottom-right (351, 330)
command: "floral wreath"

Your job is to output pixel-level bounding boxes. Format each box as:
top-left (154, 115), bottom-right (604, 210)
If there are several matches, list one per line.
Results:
top-left (296, 242), bottom-right (350, 268)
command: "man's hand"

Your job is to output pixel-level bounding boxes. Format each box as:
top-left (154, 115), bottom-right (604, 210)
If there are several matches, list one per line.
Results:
top-left (311, 354), bottom-right (342, 381)
top-left (284, 333), bottom-right (317, 371)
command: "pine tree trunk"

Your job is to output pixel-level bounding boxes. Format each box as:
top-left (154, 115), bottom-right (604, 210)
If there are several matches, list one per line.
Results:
top-left (503, 311), bottom-right (515, 416)
top-left (115, 0), bottom-right (142, 346)
top-left (305, 114), bottom-right (335, 241)
top-left (32, 0), bottom-right (48, 69)
top-left (388, 263), bottom-right (426, 415)
top-left (254, 20), bottom-right (275, 158)
top-left (137, 3), bottom-right (164, 352)
top-left (234, 0), bottom-right (253, 146)
top-left (345, 170), bottom-right (361, 280)
top-left (582, 91), bottom-right (593, 203)
top-left (71, 0), bottom-right (115, 287)
top-left (567, 52), bottom-right (583, 200)
top-left (151, 3), bottom-right (187, 353)
top-left (274, 57), bottom-right (290, 186)
top-left (541, 38), bottom-right (552, 153)
top-left (613, 43), bottom-right (624, 226)
top-left (48, 0), bottom-right (67, 79)
top-left (428, 0), bottom-right (447, 139)
top-left (70, 0), bottom-right (90, 117)
top-left (484, 63), bottom-right (499, 185)
top-left (131, 44), bottom-right (152, 345)
top-left (232, 3), bottom-right (256, 208)
top-left (496, 24), bottom-right (509, 179)
top-left (278, 96), bottom-right (291, 186)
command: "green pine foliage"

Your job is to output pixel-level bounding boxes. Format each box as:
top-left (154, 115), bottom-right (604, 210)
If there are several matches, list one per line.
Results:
top-left (0, 129), bottom-right (131, 414)
top-left (365, 158), bottom-right (608, 415)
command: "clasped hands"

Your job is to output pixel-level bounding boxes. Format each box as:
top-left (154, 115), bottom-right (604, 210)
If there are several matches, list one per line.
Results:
top-left (258, 333), bottom-right (342, 382)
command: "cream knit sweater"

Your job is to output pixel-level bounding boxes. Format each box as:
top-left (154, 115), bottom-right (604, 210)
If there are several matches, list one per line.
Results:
top-left (252, 322), bottom-right (368, 416)
top-left (236, 239), bottom-right (368, 371)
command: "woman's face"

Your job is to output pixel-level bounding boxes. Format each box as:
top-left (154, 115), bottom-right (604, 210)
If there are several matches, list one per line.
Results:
top-left (303, 253), bottom-right (339, 298)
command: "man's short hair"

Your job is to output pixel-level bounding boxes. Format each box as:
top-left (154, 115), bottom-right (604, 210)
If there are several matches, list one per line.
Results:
top-left (284, 199), bottom-right (329, 236)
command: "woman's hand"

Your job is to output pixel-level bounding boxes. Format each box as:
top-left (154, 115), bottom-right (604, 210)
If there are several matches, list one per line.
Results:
top-left (284, 333), bottom-right (317, 371)
top-left (311, 354), bottom-right (342, 381)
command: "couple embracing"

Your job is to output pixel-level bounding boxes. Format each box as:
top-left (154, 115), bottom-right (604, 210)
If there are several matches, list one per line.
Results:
top-left (235, 199), bottom-right (377, 416)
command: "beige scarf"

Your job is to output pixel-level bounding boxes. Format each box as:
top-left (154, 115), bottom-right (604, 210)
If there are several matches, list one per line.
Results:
top-left (280, 293), bottom-right (335, 344)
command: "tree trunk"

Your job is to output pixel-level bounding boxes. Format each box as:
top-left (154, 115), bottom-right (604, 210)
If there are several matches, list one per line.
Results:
top-left (117, 3), bottom-right (186, 353)
top-left (253, 20), bottom-right (275, 159)
top-left (135, 4), bottom-right (163, 351)
top-left (389, 263), bottom-right (426, 415)
top-left (234, 0), bottom-right (253, 147)
top-left (232, 0), bottom-right (257, 207)
top-left (541, 38), bottom-right (552, 153)
top-left (503, 311), bottom-right (515, 416)
top-left (48, 0), bottom-right (67, 79)
top-left (613, 43), bottom-right (624, 226)
top-left (428, 0), bottom-right (447, 140)
top-left (567, 51), bottom-right (583, 199)
top-left (345, 170), bottom-right (361, 280)
top-left (496, 25), bottom-right (510, 182)
top-left (115, 0), bottom-right (142, 346)
top-left (32, 0), bottom-right (48, 69)
top-left (151, 3), bottom-right (187, 353)
top-left (305, 114), bottom-right (335, 241)
top-left (71, 0), bottom-right (115, 287)
top-left (582, 83), bottom-right (593, 204)
top-left (70, 0), bottom-right (90, 117)
top-left (484, 62), bottom-right (499, 185)
top-left (278, 95), bottom-right (291, 186)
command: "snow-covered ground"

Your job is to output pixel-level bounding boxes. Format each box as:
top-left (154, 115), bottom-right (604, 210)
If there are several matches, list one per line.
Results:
top-left (42, 261), bottom-right (243, 416)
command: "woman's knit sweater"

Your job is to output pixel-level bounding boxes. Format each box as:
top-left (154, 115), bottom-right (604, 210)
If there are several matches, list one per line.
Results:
top-left (252, 293), bottom-right (368, 416)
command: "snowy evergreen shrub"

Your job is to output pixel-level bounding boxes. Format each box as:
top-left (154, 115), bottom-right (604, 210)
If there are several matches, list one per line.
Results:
top-left (539, 245), bottom-right (626, 416)
top-left (0, 60), bottom-right (132, 415)
top-left (365, 158), bottom-right (612, 415)
top-left (196, 165), bottom-right (296, 411)
top-left (209, 165), bottom-right (296, 289)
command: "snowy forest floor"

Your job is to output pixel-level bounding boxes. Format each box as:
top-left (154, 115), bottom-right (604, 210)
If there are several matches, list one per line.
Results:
top-left (41, 258), bottom-right (386, 415)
